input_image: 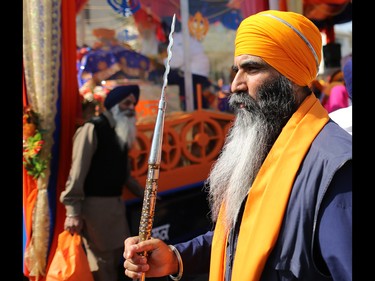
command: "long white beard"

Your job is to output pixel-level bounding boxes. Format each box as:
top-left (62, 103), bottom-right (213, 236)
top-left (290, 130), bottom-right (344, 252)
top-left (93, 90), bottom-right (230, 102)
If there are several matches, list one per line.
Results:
top-left (207, 109), bottom-right (270, 232)
top-left (110, 104), bottom-right (137, 149)
top-left (207, 73), bottom-right (299, 233)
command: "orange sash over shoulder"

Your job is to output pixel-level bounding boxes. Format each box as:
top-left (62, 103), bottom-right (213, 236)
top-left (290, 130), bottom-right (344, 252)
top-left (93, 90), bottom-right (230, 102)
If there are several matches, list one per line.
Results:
top-left (209, 94), bottom-right (329, 281)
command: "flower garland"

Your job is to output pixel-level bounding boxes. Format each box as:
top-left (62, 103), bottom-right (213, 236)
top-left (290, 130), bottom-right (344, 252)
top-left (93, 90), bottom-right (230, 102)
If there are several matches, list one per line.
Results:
top-left (80, 83), bottom-right (109, 105)
top-left (79, 83), bottom-right (110, 121)
top-left (23, 106), bottom-right (48, 179)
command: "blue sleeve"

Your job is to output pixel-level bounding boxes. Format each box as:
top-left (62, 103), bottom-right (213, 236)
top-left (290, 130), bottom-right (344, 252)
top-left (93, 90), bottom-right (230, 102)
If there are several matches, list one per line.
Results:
top-left (318, 160), bottom-right (352, 281)
top-left (174, 230), bottom-right (213, 278)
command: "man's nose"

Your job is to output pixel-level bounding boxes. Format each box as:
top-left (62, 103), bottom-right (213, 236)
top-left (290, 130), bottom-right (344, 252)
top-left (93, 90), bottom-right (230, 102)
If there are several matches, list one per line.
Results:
top-left (231, 75), bottom-right (247, 93)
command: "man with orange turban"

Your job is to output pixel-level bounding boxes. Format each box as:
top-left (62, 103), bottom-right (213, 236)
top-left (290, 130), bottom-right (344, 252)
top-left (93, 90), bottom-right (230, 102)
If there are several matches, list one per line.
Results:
top-left (122, 10), bottom-right (352, 281)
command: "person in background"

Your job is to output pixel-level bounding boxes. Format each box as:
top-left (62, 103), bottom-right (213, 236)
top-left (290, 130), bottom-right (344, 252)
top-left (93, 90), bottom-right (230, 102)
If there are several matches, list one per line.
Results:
top-left (168, 31), bottom-right (212, 111)
top-left (329, 57), bottom-right (352, 135)
top-left (321, 54), bottom-right (352, 114)
top-left (123, 10), bottom-right (352, 281)
top-left (323, 82), bottom-right (349, 113)
top-left (320, 69), bottom-right (344, 109)
top-left (60, 85), bottom-right (145, 281)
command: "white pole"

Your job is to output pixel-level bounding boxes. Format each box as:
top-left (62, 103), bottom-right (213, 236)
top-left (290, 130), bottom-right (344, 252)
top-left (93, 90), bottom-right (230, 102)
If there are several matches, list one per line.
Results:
top-left (180, 0), bottom-right (194, 112)
top-left (268, 0), bottom-right (279, 10)
top-left (77, 9), bottom-right (86, 47)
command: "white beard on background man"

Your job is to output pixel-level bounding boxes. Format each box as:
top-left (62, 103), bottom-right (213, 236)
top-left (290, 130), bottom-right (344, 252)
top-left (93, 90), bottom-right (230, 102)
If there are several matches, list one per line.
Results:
top-left (206, 75), bottom-right (299, 232)
top-left (110, 104), bottom-right (137, 149)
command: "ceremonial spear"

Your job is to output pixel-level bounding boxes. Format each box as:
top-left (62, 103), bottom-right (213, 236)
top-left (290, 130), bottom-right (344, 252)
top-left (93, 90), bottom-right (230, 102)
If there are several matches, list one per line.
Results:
top-left (134, 14), bottom-right (176, 281)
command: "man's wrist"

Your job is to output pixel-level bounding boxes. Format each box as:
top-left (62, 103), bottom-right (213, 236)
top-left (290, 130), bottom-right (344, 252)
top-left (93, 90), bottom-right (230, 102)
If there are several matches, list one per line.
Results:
top-left (168, 245), bottom-right (183, 281)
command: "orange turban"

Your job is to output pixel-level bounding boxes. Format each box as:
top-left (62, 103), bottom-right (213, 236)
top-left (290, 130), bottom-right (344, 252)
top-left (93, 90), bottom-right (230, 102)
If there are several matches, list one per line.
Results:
top-left (235, 10), bottom-right (322, 86)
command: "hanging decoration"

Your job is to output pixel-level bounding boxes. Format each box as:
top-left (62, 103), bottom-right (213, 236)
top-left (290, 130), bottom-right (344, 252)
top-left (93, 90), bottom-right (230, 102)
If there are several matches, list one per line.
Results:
top-left (23, 106), bottom-right (49, 179)
top-left (188, 11), bottom-right (209, 41)
top-left (107, 0), bottom-right (141, 17)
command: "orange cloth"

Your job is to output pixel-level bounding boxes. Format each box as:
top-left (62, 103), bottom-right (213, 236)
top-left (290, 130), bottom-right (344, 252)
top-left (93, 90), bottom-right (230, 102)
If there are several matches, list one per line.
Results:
top-left (46, 231), bottom-right (94, 281)
top-left (235, 10), bottom-right (322, 87)
top-left (209, 94), bottom-right (329, 281)
top-left (23, 169), bottom-right (38, 275)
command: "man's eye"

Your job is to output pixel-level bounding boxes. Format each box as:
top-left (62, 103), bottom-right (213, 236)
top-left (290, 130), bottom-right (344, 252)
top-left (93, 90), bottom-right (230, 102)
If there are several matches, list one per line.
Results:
top-left (124, 100), bottom-right (136, 106)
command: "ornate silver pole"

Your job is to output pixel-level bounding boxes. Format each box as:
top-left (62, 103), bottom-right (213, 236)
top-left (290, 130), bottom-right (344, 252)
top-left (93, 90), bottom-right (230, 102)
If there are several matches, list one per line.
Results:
top-left (134, 14), bottom-right (176, 281)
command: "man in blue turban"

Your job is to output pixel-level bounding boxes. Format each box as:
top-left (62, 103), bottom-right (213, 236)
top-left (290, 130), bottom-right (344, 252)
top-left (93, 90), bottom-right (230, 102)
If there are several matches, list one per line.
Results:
top-left (60, 85), bottom-right (144, 281)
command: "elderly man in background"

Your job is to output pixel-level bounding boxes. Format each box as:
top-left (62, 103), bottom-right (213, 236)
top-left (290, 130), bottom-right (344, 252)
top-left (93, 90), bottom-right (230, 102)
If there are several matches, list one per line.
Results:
top-left (60, 85), bottom-right (144, 281)
top-left (122, 10), bottom-right (352, 281)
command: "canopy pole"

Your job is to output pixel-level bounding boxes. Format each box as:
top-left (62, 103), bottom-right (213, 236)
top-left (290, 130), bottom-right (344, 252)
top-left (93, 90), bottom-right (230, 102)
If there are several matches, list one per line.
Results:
top-left (180, 0), bottom-right (194, 112)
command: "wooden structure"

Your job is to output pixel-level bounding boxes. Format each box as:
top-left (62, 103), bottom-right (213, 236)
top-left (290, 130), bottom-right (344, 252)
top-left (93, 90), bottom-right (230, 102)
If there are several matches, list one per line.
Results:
top-left (125, 89), bottom-right (234, 200)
